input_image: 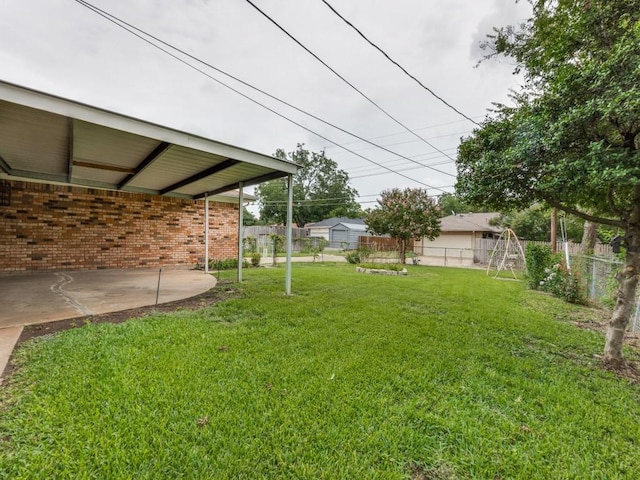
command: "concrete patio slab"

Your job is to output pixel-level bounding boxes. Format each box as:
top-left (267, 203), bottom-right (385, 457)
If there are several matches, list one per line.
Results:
top-left (0, 268), bottom-right (217, 377)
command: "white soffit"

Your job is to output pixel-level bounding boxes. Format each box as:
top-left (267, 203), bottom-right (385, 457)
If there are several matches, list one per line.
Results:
top-left (0, 80), bottom-right (297, 199)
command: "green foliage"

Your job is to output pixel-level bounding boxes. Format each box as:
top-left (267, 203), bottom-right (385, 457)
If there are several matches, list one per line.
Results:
top-left (458, 0), bottom-right (640, 362)
top-left (458, 0), bottom-right (640, 223)
top-left (437, 192), bottom-right (487, 217)
top-left (539, 262), bottom-right (586, 305)
top-left (209, 258), bottom-right (249, 270)
top-left (526, 244), bottom-right (586, 304)
top-left (294, 237), bottom-right (312, 253)
top-left (525, 244), bottom-right (553, 289)
top-left (250, 252), bottom-right (261, 267)
top-left (3, 265), bottom-right (640, 477)
top-left (366, 188), bottom-right (441, 264)
top-left (269, 234), bottom-right (284, 253)
top-left (242, 207), bottom-right (258, 226)
top-left (493, 205), bottom-right (584, 242)
top-left (309, 237), bottom-right (329, 261)
top-left (269, 233), bottom-right (284, 264)
top-left (255, 144), bottom-right (360, 227)
top-left (242, 235), bottom-right (257, 254)
top-left (345, 246), bottom-right (372, 265)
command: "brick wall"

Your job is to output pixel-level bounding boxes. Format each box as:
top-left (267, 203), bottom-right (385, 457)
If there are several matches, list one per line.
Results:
top-left (0, 180), bottom-right (239, 271)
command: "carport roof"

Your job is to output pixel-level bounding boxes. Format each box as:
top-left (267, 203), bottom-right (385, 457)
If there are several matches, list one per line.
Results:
top-left (0, 80), bottom-right (298, 199)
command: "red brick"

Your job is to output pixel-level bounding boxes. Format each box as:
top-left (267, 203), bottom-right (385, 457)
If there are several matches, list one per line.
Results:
top-left (0, 180), bottom-right (239, 271)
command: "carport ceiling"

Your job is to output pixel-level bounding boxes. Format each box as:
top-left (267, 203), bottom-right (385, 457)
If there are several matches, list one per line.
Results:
top-left (0, 81), bottom-right (298, 199)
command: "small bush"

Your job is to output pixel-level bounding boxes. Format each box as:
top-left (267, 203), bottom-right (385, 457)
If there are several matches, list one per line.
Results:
top-left (525, 244), bottom-right (553, 289)
top-left (209, 258), bottom-right (249, 270)
top-left (250, 252), bottom-right (261, 267)
top-left (539, 262), bottom-right (586, 304)
top-left (295, 237), bottom-right (312, 253)
top-left (345, 251), bottom-right (361, 264)
top-left (243, 236), bottom-right (257, 254)
top-left (345, 246), bottom-right (373, 264)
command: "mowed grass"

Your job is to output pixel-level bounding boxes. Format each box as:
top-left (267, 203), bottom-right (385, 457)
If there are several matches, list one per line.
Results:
top-left (1, 264), bottom-right (640, 479)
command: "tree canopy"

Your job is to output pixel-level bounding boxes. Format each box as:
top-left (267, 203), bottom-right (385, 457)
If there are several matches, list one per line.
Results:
top-left (255, 144), bottom-right (362, 227)
top-left (366, 188), bottom-right (441, 264)
top-left (456, 0), bottom-right (640, 365)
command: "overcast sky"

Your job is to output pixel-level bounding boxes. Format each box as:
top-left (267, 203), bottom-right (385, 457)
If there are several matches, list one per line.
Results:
top-left (0, 0), bottom-right (531, 212)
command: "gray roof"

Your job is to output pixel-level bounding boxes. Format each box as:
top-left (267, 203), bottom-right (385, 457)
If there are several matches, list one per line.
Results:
top-left (440, 212), bottom-right (502, 233)
top-left (309, 217), bottom-right (366, 228)
top-left (0, 81), bottom-right (298, 200)
top-left (331, 222), bottom-right (368, 231)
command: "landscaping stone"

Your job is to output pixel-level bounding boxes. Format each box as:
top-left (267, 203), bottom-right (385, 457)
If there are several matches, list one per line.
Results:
top-left (356, 267), bottom-right (408, 276)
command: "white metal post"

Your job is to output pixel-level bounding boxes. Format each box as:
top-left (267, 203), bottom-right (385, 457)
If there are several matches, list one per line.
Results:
top-left (285, 174), bottom-right (293, 295)
top-left (238, 183), bottom-right (244, 283)
top-left (204, 194), bottom-right (209, 274)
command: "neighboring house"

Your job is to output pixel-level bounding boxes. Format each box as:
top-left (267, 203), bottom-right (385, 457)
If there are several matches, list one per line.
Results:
top-left (306, 217), bottom-right (365, 241)
top-left (414, 212), bottom-right (501, 266)
top-left (329, 222), bottom-right (372, 249)
top-left (305, 217), bottom-right (372, 249)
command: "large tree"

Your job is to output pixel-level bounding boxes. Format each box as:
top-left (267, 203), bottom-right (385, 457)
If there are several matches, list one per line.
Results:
top-left (366, 188), bottom-right (441, 264)
top-left (456, 0), bottom-right (640, 366)
top-left (255, 144), bottom-right (361, 227)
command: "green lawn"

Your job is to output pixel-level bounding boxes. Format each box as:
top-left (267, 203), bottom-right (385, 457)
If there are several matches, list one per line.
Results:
top-left (1, 264), bottom-right (639, 478)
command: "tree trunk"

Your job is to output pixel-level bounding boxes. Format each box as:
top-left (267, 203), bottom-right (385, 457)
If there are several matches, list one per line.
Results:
top-left (398, 239), bottom-right (407, 265)
top-left (603, 220), bottom-right (640, 367)
top-left (551, 208), bottom-right (558, 253)
top-left (580, 221), bottom-right (597, 255)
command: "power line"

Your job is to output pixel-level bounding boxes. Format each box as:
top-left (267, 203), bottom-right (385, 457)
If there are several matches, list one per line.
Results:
top-left (75, 0), bottom-right (454, 180)
top-left (328, 134), bottom-right (465, 158)
top-left (242, 0), bottom-right (459, 168)
top-left (319, 0), bottom-right (480, 126)
top-left (322, 117), bottom-right (478, 150)
top-left (74, 0), bottom-right (450, 193)
top-left (347, 149), bottom-right (457, 174)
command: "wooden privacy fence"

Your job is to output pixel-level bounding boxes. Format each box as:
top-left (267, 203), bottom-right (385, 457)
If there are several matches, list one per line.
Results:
top-left (358, 236), bottom-right (414, 251)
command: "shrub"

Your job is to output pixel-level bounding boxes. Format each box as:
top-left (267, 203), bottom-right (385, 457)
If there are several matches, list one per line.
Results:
top-left (539, 262), bottom-right (586, 304)
top-left (525, 244), bottom-right (553, 289)
top-left (250, 252), bottom-right (261, 267)
top-left (345, 251), bottom-right (361, 264)
top-left (345, 246), bottom-right (372, 264)
top-left (243, 236), bottom-right (257, 254)
top-left (209, 258), bottom-right (249, 270)
top-left (310, 238), bottom-right (330, 261)
top-left (295, 237), bottom-right (312, 253)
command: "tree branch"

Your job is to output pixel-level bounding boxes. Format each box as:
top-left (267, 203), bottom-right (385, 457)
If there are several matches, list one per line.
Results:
top-left (545, 198), bottom-right (624, 228)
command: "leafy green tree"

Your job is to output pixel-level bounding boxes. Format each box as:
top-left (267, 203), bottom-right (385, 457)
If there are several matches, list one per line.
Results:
top-left (456, 0), bottom-right (640, 366)
top-left (255, 144), bottom-right (360, 227)
top-left (242, 207), bottom-right (258, 226)
top-left (491, 205), bottom-right (584, 242)
top-left (436, 192), bottom-right (488, 217)
top-left (366, 188), bottom-right (441, 264)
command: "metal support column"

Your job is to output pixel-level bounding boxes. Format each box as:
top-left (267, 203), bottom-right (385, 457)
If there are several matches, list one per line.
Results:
top-left (285, 174), bottom-right (293, 295)
top-left (204, 194), bottom-right (209, 274)
top-left (238, 183), bottom-right (244, 283)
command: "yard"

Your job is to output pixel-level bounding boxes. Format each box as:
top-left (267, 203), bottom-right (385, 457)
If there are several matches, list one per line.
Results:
top-left (1, 264), bottom-right (639, 478)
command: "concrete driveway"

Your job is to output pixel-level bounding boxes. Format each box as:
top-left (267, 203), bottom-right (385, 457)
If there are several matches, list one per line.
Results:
top-left (0, 268), bottom-right (217, 377)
